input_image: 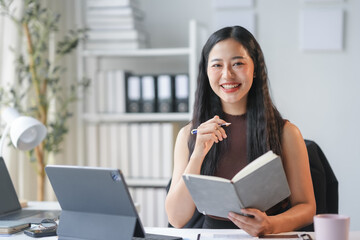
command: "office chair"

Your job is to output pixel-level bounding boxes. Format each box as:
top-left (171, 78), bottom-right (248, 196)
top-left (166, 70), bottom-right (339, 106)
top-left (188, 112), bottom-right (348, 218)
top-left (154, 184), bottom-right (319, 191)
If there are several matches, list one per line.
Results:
top-left (301, 139), bottom-right (338, 231)
top-left (166, 139), bottom-right (338, 229)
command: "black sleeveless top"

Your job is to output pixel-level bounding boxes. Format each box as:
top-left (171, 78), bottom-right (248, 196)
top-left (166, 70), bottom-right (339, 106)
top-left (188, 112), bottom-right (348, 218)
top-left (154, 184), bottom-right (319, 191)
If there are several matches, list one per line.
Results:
top-left (202, 113), bottom-right (289, 229)
top-left (203, 113), bottom-right (247, 229)
top-left (214, 112), bottom-right (247, 180)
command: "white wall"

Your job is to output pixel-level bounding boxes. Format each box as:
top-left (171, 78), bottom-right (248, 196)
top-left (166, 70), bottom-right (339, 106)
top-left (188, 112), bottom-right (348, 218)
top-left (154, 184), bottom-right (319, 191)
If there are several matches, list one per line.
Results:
top-left (139, 0), bottom-right (360, 230)
top-left (258, 0), bottom-right (360, 231)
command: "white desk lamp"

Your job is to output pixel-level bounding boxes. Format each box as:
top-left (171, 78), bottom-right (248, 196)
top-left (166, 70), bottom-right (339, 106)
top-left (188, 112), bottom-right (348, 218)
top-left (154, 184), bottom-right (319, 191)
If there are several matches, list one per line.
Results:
top-left (0, 107), bottom-right (47, 157)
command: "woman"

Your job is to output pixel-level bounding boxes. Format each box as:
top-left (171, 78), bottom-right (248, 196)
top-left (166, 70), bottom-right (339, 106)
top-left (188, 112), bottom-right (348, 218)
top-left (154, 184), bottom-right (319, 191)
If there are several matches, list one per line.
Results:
top-left (165, 26), bottom-right (316, 237)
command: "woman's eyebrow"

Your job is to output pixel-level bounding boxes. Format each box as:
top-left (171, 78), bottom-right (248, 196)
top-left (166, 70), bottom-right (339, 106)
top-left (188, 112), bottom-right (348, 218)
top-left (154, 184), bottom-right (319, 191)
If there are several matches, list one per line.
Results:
top-left (232, 56), bottom-right (245, 60)
top-left (210, 58), bottom-right (222, 62)
top-left (210, 56), bottom-right (245, 62)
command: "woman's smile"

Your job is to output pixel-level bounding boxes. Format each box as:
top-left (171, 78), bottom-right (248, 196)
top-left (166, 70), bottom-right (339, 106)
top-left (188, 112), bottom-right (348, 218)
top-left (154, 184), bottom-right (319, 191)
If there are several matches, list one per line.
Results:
top-left (220, 82), bottom-right (241, 92)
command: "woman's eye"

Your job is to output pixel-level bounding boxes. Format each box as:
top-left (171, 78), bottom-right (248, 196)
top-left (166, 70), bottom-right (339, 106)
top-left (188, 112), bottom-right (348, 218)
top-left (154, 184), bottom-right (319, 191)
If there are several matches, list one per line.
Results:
top-left (212, 64), bottom-right (221, 68)
top-left (233, 62), bottom-right (243, 66)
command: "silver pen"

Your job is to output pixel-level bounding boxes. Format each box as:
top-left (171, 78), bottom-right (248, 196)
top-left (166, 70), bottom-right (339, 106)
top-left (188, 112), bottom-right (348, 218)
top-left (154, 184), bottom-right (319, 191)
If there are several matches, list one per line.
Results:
top-left (190, 123), bottom-right (231, 135)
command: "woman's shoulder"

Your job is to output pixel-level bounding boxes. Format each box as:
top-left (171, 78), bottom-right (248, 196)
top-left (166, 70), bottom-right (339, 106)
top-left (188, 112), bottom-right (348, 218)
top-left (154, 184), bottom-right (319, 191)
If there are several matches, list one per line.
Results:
top-left (176, 123), bottom-right (192, 141)
top-left (283, 121), bottom-right (302, 136)
top-left (282, 121), bottom-right (305, 149)
top-left (173, 123), bottom-right (192, 159)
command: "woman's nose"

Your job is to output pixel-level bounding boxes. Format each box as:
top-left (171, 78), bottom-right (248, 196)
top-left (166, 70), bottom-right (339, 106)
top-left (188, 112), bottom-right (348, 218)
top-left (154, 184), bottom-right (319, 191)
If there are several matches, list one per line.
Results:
top-left (222, 66), bottom-right (234, 79)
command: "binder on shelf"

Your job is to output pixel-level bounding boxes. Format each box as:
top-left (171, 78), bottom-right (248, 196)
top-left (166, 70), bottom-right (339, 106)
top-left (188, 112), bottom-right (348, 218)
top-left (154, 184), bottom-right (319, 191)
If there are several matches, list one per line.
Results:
top-left (140, 123), bottom-right (152, 178)
top-left (135, 188), bottom-right (146, 225)
top-left (174, 74), bottom-right (189, 113)
top-left (145, 188), bottom-right (156, 227)
top-left (150, 123), bottom-right (162, 178)
top-left (125, 75), bottom-right (142, 113)
top-left (129, 124), bottom-right (141, 178)
top-left (109, 123), bottom-right (119, 169)
top-left (85, 58), bottom-right (98, 114)
top-left (119, 124), bottom-right (130, 177)
top-left (85, 123), bottom-right (99, 167)
top-left (141, 75), bottom-right (157, 113)
top-left (156, 189), bottom-right (168, 227)
top-left (157, 75), bottom-right (175, 113)
top-left (115, 70), bottom-right (131, 113)
top-left (97, 71), bottom-right (107, 113)
top-left (161, 123), bottom-right (175, 179)
top-left (99, 124), bottom-right (110, 167)
top-left (106, 71), bottom-right (116, 113)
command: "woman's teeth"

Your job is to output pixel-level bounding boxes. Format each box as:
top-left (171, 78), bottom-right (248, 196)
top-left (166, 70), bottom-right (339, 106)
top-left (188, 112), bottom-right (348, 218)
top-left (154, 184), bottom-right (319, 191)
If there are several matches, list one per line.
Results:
top-left (222, 84), bottom-right (240, 89)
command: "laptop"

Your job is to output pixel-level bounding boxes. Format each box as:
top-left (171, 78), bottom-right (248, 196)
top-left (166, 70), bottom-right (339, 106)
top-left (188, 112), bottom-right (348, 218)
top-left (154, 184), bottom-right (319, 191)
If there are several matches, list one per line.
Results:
top-left (0, 157), bottom-right (60, 223)
top-left (45, 165), bottom-right (182, 240)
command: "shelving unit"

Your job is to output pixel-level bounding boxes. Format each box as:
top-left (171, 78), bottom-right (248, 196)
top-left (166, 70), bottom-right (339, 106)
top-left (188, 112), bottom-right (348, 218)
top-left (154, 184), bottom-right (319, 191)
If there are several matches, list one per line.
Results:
top-left (82, 48), bottom-right (191, 57)
top-left (75, 4), bottom-right (207, 226)
top-left (76, 19), bottom-right (207, 169)
top-left (82, 112), bottom-right (191, 123)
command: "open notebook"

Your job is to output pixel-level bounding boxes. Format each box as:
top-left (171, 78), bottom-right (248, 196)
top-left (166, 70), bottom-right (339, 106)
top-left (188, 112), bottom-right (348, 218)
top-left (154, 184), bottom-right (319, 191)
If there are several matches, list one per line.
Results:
top-left (45, 165), bottom-right (182, 240)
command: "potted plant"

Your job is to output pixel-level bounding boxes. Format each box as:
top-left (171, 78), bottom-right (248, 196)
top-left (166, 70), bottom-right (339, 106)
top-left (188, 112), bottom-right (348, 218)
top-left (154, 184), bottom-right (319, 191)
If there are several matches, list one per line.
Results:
top-left (0, 0), bottom-right (88, 200)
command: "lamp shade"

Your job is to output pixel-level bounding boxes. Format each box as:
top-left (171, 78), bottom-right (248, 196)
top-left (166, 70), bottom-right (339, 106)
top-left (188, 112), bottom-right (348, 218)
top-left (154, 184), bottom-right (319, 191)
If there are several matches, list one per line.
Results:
top-left (0, 107), bottom-right (47, 155)
top-left (10, 116), bottom-right (47, 151)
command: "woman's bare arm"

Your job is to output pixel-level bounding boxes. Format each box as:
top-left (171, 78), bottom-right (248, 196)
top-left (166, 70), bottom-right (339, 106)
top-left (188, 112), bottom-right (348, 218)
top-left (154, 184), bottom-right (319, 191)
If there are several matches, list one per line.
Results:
top-left (165, 116), bottom-right (229, 227)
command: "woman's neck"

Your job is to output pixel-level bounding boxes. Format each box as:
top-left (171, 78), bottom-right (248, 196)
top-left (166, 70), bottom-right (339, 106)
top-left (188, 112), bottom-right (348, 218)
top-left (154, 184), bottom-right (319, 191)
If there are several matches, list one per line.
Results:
top-left (221, 99), bottom-right (247, 116)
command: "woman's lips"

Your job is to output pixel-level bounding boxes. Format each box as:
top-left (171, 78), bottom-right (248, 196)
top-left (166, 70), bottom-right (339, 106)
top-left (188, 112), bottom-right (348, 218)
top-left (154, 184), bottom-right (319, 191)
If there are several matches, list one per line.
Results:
top-left (221, 83), bottom-right (240, 92)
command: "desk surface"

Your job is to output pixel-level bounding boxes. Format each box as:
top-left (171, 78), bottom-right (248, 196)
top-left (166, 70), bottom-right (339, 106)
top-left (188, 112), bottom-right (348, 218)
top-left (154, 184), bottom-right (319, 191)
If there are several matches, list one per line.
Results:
top-left (1, 202), bottom-right (359, 240)
top-left (3, 227), bottom-right (360, 240)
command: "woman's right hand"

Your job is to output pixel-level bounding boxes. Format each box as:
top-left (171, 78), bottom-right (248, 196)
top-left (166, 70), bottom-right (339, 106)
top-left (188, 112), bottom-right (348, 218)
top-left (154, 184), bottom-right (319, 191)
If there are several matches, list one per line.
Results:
top-left (192, 115), bottom-right (229, 160)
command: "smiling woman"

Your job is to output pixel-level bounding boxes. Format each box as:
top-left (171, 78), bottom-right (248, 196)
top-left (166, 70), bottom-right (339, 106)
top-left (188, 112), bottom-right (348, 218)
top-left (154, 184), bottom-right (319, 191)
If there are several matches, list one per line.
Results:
top-left (207, 38), bottom-right (254, 115)
top-left (165, 26), bottom-right (316, 237)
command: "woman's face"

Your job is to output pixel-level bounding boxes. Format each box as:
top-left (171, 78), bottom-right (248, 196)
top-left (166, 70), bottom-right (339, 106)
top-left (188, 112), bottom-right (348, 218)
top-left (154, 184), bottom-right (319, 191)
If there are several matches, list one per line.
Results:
top-left (207, 38), bottom-right (255, 114)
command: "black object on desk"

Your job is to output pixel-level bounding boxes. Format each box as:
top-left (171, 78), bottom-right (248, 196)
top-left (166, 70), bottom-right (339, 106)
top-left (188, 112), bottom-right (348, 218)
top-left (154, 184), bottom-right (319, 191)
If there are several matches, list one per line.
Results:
top-left (24, 219), bottom-right (57, 238)
top-left (259, 233), bottom-right (312, 239)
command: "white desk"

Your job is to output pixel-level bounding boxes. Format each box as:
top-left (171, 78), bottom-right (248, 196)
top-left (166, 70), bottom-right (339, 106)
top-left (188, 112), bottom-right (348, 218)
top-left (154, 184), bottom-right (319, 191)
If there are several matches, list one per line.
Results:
top-left (4, 227), bottom-right (360, 240)
top-left (1, 202), bottom-right (360, 239)
top-left (145, 228), bottom-right (360, 240)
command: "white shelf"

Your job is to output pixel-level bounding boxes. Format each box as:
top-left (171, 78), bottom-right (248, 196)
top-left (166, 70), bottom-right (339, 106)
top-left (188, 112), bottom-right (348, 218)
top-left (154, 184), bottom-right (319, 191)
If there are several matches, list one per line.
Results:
top-left (76, 19), bottom-right (206, 186)
top-left (82, 47), bottom-right (191, 57)
top-left (125, 178), bottom-right (170, 188)
top-left (83, 112), bottom-right (191, 123)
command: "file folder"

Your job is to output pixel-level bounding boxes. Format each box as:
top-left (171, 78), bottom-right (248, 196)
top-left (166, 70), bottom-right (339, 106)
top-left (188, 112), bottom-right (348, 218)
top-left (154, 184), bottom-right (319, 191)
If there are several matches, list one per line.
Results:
top-left (174, 74), bottom-right (189, 112)
top-left (126, 75), bottom-right (142, 113)
top-left (141, 75), bottom-right (157, 113)
top-left (157, 75), bottom-right (175, 113)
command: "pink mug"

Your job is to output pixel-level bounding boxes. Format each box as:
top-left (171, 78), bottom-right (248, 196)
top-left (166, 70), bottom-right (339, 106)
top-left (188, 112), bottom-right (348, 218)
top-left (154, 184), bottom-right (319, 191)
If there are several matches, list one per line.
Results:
top-left (314, 214), bottom-right (350, 240)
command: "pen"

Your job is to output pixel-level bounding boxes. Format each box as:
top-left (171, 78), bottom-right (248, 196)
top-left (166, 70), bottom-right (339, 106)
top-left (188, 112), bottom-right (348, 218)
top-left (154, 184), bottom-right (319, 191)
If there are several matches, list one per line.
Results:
top-left (191, 123), bottom-right (231, 135)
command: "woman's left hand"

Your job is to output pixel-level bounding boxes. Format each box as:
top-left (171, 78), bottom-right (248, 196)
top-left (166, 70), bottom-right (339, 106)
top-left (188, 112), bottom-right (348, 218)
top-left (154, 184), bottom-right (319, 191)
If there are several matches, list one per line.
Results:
top-left (228, 208), bottom-right (273, 237)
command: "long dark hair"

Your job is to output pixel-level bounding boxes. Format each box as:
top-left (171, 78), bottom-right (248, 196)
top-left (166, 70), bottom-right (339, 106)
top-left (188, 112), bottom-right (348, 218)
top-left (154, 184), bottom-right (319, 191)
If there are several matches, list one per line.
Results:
top-left (189, 26), bottom-right (285, 176)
